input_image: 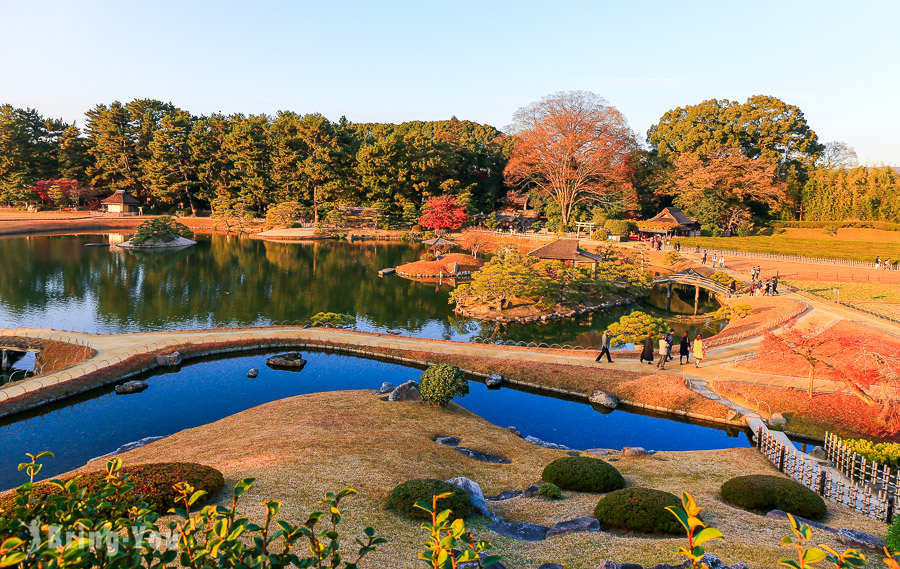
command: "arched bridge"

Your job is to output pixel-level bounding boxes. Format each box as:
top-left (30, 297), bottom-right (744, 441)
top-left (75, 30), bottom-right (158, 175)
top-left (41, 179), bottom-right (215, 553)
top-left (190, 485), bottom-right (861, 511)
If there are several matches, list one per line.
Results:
top-left (653, 272), bottom-right (734, 297)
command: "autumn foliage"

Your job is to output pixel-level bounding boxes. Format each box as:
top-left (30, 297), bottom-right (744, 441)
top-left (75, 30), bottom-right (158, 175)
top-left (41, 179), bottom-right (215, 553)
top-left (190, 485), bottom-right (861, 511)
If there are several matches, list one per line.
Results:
top-left (504, 91), bottom-right (638, 226)
top-left (418, 195), bottom-right (468, 233)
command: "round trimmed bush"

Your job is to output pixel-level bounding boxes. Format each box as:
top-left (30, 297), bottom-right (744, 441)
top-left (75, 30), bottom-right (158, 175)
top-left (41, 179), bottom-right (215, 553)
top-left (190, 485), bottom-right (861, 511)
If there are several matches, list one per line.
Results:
top-left (593, 487), bottom-right (683, 535)
top-left (541, 456), bottom-right (625, 492)
top-left (419, 364), bottom-right (469, 406)
top-left (538, 482), bottom-right (562, 499)
top-left (388, 478), bottom-right (474, 520)
top-left (721, 475), bottom-right (826, 520)
top-left (0, 462), bottom-right (224, 514)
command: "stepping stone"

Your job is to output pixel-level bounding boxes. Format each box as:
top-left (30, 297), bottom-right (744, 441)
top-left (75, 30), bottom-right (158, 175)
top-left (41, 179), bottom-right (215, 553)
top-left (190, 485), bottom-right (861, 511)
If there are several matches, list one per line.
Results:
top-left (488, 521), bottom-right (548, 541)
top-left (435, 436), bottom-right (461, 446)
top-left (485, 490), bottom-right (523, 501)
top-left (546, 516), bottom-right (600, 537)
top-left (454, 446), bottom-right (511, 464)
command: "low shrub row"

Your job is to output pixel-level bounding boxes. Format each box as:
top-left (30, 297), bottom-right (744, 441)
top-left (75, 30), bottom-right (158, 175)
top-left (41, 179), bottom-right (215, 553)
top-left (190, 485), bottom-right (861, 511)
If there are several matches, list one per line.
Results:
top-left (842, 438), bottom-right (900, 468)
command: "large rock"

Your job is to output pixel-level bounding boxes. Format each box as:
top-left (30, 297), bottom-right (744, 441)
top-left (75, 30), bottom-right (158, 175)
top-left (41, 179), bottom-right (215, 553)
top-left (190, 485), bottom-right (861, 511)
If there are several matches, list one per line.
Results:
top-left (374, 382), bottom-right (395, 395)
top-left (726, 410), bottom-right (743, 421)
top-left (623, 447), bottom-right (649, 457)
top-left (266, 353), bottom-right (307, 369)
top-left (156, 351), bottom-right (182, 366)
top-left (488, 521), bottom-right (549, 542)
top-left (485, 490), bottom-right (523, 501)
top-left (389, 380), bottom-right (423, 402)
top-left (115, 380), bottom-right (148, 395)
top-left (525, 435), bottom-right (572, 451)
top-left (545, 516), bottom-right (600, 537)
top-left (435, 436), bottom-right (461, 447)
top-left (486, 373), bottom-right (505, 387)
top-left (446, 477), bottom-right (501, 522)
top-left (769, 413), bottom-right (787, 430)
top-left (808, 446), bottom-right (829, 460)
top-left (247, 368), bottom-right (259, 378)
top-left (589, 389), bottom-right (618, 409)
top-left (837, 528), bottom-right (887, 550)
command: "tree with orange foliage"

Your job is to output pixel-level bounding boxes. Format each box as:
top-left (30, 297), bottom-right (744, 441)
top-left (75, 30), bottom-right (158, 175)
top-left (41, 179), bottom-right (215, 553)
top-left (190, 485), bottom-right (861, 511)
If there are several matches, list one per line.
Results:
top-left (418, 195), bottom-right (468, 234)
top-left (457, 228), bottom-right (494, 258)
top-left (504, 91), bottom-right (638, 227)
top-left (665, 147), bottom-right (787, 234)
top-left (762, 322), bottom-right (876, 404)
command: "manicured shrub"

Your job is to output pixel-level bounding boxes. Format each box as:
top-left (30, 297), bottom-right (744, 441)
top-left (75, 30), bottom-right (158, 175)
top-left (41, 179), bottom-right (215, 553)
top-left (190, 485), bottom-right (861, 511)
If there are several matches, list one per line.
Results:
top-left (419, 364), bottom-right (469, 406)
top-left (593, 487), bottom-right (683, 535)
top-left (604, 219), bottom-right (634, 238)
top-left (388, 478), bottom-right (474, 520)
top-left (606, 311), bottom-right (668, 347)
top-left (720, 474), bottom-right (826, 520)
top-left (590, 228), bottom-right (609, 241)
top-left (131, 216), bottom-right (193, 245)
top-left (538, 482), bottom-right (562, 499)
top-left (0, 462), bottom-right (224, 514)
top-left (309, 312), bottom-right (356, 328)
top-left (541, 456), bottom-right (625, 493)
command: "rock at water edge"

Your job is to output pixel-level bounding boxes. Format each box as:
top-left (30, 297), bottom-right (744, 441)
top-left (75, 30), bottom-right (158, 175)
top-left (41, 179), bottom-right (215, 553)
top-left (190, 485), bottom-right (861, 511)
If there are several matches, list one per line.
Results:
top-left (589, 389), bottom-right (618, 409)
top-left (486, 373), bottom-right (505, 387)
top-left (115, 380), bottom-right (148, 395)
top-left (389, 381), bottom-right (422, 402)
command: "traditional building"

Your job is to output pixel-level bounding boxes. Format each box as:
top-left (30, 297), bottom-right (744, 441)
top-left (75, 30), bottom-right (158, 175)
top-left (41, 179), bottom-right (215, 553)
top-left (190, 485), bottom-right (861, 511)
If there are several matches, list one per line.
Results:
top-left (527, 239), bottom-right (603, 275)
top-left (636, 207), bottom-right (700, 238)
top-left (101, 190), bottom-right (141, 216)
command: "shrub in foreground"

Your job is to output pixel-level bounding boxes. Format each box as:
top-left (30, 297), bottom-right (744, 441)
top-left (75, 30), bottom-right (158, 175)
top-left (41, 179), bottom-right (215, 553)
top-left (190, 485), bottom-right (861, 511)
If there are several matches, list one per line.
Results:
top-left (888, 516), bottom-right (900, 555)
top-left (388, 478), bottom-right (474, 520)
top-left (721, 474), bottom-right (827, 520)
top-left (594, 487), bottom-right (683, 535)
top-left (538, 482), bottom-right (562, 499)
top-left (419, 364), bottom-right (469, 406)
top-left (541, 456), bottom-right (625, 492)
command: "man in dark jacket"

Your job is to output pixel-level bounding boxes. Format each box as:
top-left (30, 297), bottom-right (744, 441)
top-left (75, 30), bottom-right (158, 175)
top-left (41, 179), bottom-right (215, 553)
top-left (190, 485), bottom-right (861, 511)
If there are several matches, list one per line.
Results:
top-left (664, 329), bottom-right (675, 362)
top-left (595, 330), bottom-right (613, 363)
top-left (640, 333), bottom-right (655, 364)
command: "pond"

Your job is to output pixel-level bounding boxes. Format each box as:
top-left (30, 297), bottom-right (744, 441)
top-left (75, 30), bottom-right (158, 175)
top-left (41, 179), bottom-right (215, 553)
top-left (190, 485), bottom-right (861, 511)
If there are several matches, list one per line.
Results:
top-left (0, 234), bottom-right (725, 347)
top-left (0, 350), bottom-right (750, 491)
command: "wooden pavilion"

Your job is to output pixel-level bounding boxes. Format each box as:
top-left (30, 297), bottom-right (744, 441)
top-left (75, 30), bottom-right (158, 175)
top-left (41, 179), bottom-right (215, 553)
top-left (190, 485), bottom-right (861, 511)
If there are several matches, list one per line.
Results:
top-left (527, 239), bottom-right (603, 275)
top-left (101, 190), bottom-right (141, 216)
top-left (636, 207), bottom-right (700, 238)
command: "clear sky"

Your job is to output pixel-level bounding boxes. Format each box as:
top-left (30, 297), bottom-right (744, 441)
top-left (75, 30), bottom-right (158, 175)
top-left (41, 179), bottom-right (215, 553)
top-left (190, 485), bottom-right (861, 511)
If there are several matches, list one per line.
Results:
top-left (2, 0), bottom-right (898, 164)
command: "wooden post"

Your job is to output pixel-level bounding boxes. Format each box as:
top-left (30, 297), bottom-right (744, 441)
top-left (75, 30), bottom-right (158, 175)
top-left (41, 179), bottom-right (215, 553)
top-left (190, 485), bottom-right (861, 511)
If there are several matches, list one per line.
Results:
top-left (694, 285), bottom-right (700, 315)
top-left (888, 496), bottom-right (896, 524)
top-left (757, 426), bottom-right (763, 450)
top-left (1, 349), bottom-right (6, 371)
top-left (817, 470), bottom-right (827, 496)
top-left (779, 445), bottom-right (787, 472)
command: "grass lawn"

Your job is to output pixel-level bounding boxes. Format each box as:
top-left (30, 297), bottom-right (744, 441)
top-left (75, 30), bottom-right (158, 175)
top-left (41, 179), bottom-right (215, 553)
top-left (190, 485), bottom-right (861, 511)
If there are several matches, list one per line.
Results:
top-left (784, 280), bottom-right (900, 319)
top-left (61, 391), bottom-right (886, 569)
top-left (677, 227), bottom-right (900, 262)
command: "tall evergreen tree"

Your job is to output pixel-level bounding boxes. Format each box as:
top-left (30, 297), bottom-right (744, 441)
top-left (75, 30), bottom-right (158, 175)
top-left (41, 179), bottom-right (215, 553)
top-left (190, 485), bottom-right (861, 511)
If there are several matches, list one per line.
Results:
top-left (146, 109), bottom-right (200, 212)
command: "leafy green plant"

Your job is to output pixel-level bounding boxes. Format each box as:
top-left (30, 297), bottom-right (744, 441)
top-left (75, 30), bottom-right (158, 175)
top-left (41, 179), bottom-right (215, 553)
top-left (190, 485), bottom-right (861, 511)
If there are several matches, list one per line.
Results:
top-left (537, 482), bottom-right (562, 500)
top-left (419, 364), bottom-right (469, 406)
top-left (604, 219), bottom-right (634, 238)
top-left (887, 516), bottom-right (900, 554)
top-left (131, 216), bottom-right (194, 245)
top-left (606, 311), bottom-right (668, 347)
top-left (264, 201), bottom-right (303, 230)
top-left (310, 312), bottom-right (357, 328)
top-left (595, 487), bottom-right (684, 535)
top-left (590, 228), bottom-right (609, 241)
top-left (419, 252), bottom-right (436, 262)
top-left (721, 475), bottom-right (827, 520)
top-left (885, 547), bottom-right (900, 569)
top-left (842, 438), bottom-right (900, 468)
top-left (713, 304), bottom-right (753, 321)
top-left (388, 479), bottom-right (474, 521)
top-left (709, 271), bottom-right (736, 288)
top-left (778, 513), bottom-right (865, 568)
top-left (666, 491), bottom-right (724, 567)
top-left (541, 456), bottom-right (625, 492)
top-left (415, 493), bottom-right (500, 569)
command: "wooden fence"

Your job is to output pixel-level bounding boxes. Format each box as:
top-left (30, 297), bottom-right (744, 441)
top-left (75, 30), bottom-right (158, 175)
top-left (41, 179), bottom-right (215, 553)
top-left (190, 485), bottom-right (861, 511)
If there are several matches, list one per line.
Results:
top-left (756, 426), bottom-right (896, 522)
top-left (663, 244), bottom-right (880, 269)
top-left (824, 432), bottom-right (900, 494)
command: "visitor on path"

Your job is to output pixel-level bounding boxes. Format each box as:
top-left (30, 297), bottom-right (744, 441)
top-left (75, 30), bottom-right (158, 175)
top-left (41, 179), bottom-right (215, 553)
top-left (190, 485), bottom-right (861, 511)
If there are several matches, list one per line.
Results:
top-left (702, 251), bottom-right (708, 264)
top-left (640, 333), bottom-right (655, 364)
top-left (712, 254), bottom-right (718, 267)
top-left (693, 334), bottom-right (706, 368)
top-left (679, 332), bottom-right (690, 365)
top-left (656, 337), bottom-right (668, 370)
top-left (718, 255), bottom-right (725, 268)
top-left (772, 276), bottom-right (779, 295)
top-left (877, 257), bottom-right (882, 270)
top-left (595, 330), bottom-right (613, 363)
top-left (664, 328), bottom-right (675, 362)
top-left (764, 280), bottom-right (771, 296)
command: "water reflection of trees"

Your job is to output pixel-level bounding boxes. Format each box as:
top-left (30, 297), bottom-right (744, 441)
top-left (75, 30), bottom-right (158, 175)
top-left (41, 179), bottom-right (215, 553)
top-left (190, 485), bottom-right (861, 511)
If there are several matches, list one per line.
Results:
top-left (0, 236), bottom-right (463, 332)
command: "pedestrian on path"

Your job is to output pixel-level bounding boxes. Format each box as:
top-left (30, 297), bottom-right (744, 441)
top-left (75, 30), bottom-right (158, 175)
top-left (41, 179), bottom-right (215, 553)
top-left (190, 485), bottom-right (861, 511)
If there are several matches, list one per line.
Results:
top-left (702, 251), bottom-right (708, 265)
top-left (664, 328), bottom-right (675, 362)
top-left (693, 334), bottom-right (706, 368)
top-left (772, 276), bottom-right (779, 295)
top-left (595, 330), bottom-right (613, 363)
top-left (640, 333), bottom-right (655, 364)
top-left (712, 253), bottom-right (718, 267)
top-left (656, 337), bottom-right (668, 370)
top-left (679, 332), bottom-right (690, 365)
top-left (718, 255), bottom-right (725, 269)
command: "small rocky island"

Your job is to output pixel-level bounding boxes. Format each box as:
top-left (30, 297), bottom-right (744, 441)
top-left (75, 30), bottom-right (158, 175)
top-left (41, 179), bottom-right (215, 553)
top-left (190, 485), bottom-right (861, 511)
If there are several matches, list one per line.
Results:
top-left (266, 352), bottom-right (307, 370)
top-left (117, 216), bottom-right (197, 249)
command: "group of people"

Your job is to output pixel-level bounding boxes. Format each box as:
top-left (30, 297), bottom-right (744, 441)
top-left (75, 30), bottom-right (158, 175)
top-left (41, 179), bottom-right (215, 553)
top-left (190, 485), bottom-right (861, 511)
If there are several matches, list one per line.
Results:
top-left (595, 330), bottom-right (706, 369)
top-left (646, 235), bottom-right (667, 250)
top-left (700, 250), bottom-right (726, 268)
top-left (748, 266), bottom-right (778, 296)
top-left (876, 257), bottom-right (898, 270)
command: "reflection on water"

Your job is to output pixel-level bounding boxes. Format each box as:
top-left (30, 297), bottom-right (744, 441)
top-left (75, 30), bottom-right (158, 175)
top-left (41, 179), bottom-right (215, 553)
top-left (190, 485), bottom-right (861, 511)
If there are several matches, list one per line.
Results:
top-left (0, 350), bottom-right (750, 490)
top-left (0, 234), bottom-right (724, 345)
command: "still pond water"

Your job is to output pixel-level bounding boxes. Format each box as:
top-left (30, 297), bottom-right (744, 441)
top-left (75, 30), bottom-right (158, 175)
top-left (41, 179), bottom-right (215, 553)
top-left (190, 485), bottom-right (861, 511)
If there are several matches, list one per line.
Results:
top-left (0, 350), bottom-right (750, 490)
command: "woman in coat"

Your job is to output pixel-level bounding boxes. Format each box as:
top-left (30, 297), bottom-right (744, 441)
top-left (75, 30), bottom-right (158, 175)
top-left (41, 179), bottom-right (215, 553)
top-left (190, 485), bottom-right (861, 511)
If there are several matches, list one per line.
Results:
top-left (640, 333), bottom-right (655, 364)
top-left (679, 332), bottom-right (690, 365)
top-left (693, 334), bottom-right (706, 368)
top-left (656, 337), bottom-right (668, 370)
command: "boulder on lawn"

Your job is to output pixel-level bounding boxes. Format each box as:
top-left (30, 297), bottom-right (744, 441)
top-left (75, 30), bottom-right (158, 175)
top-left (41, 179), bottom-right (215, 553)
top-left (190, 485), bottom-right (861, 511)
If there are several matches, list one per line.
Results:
top-left (622, 446), bottom-right (648, 457)
top-left (156, 351), bottom-right (182, 366)
top-left (486, 373), bottom-right (505, 387)
top-left (374, 382), bottom-right (395, 395)
top-left (589, 389), bottom-right (618, 409)
top-left (445, 476), bottom-right (500, 522)
top-left (808, 446), bottom-right (829, 460)
top-left (115, 380), bottom-right (148, 395)
top-left (769, 413), bottom-right (787, 430)
top-left (389, 380), bottom-right (422, 402)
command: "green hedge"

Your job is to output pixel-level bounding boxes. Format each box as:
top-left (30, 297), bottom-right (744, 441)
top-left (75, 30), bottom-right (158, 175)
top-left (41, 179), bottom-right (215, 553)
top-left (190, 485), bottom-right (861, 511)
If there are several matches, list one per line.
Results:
top-left (541, 456), bottom-right (625, 493)
top-left (842, 438), bottom-right (900, 469)
top-left (721, 474), bottom-right (826, 520)
top-left (593, 487), bottom-right (683, 535)
top-left (388, 478), bottom-right (474, 520)
top-left (0, 462), bottom-right (224, 514)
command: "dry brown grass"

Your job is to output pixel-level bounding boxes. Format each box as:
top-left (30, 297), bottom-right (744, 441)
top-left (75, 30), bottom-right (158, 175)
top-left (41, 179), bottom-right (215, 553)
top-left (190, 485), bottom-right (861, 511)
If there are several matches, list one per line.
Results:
top-left (63, 391), bottom-right (886, 569)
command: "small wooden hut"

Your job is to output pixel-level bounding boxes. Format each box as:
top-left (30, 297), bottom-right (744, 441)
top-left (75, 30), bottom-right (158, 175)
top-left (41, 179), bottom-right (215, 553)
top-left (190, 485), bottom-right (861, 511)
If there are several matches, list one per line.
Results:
top-left (636, 207), bottom-right (700, 238)
top-left (101, 190), bottom-right (141, 216)
top-left (527, 239), bottom-right (603, 275)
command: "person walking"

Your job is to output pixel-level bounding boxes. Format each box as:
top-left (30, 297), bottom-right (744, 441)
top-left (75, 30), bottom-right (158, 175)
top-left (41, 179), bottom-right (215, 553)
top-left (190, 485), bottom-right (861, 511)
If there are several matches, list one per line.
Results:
top-left (656, 336), bottom-right (668, 370)
top-left (772, 276), bottom-right (779, 295)
top-left (712, 254), bottom-right (718, 267)
top-left (664, 328), bottom-right (675, 362)
top-left (640, 333), bottom-right (655, 364)
top-left (679, 332), bottom-right (690, 365)
top-left (702, 251), bottom-right (708, 265)
top-left (719, 255), bottom-right (725, 268)
top-left (764, 280), bottom-right (771, 296)
top-left (595, 330), bottom-right (613, 363)
top-left (693, 334), bottom-right (706, 368)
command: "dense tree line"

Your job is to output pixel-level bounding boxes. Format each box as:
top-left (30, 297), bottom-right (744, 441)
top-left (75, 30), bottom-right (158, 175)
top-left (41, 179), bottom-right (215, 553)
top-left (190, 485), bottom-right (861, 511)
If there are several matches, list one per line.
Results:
top-left (0, 101), bottom-right (511, 217)
top-left (802, 166), bottom-right (900, 222)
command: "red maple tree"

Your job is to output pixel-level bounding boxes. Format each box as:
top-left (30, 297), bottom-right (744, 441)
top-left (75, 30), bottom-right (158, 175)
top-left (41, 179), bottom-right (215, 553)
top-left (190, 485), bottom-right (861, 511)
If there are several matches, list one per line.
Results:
top-left (418, 195), bottom-right (468, 234)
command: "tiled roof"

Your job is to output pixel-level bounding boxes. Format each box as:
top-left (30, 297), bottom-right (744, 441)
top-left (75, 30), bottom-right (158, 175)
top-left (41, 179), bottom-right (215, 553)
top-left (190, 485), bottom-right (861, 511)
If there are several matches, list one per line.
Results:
top-left (101, 190), bottom-right (140, 205)
top-left (527, 239), bottom-right (601, 262)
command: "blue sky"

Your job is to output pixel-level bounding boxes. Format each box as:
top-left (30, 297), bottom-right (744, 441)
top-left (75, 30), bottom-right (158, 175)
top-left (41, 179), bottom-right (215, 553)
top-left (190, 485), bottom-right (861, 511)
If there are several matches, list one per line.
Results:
top-left (2, 0), bottom-right (898, 164)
